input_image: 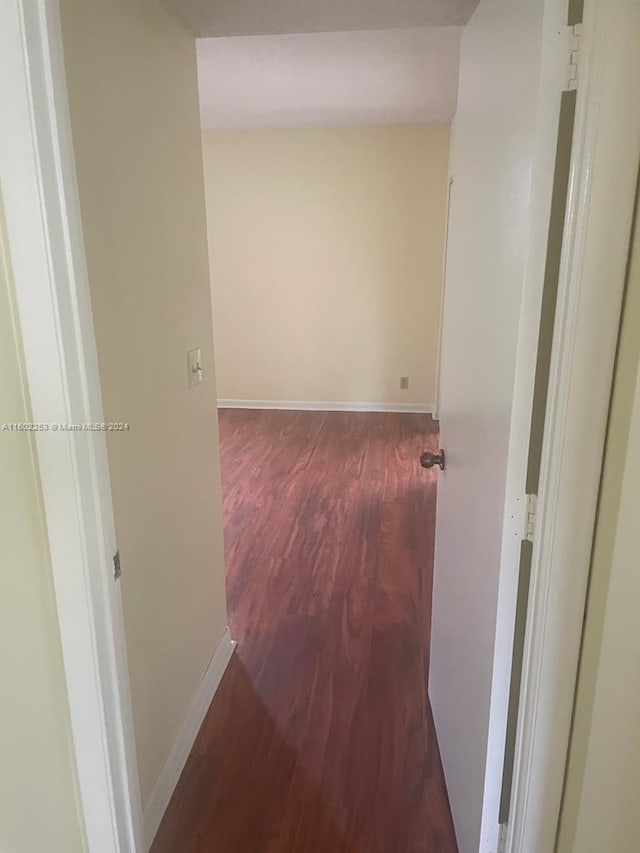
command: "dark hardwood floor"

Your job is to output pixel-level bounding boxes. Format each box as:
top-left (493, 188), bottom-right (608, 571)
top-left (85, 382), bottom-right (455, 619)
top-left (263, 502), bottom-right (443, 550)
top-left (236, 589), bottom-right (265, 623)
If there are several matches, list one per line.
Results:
top-left (151, 409), bottom-right (458, 853)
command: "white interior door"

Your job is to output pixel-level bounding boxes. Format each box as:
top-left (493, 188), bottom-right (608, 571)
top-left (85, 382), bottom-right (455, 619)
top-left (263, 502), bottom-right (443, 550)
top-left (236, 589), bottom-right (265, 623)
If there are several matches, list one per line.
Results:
top-left (428, 1), bottom-right (569, 851)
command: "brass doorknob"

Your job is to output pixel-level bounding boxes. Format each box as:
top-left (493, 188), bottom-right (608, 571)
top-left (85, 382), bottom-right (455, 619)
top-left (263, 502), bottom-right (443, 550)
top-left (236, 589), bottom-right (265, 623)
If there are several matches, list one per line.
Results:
top-left (420, 450), bottom-right (446, 471)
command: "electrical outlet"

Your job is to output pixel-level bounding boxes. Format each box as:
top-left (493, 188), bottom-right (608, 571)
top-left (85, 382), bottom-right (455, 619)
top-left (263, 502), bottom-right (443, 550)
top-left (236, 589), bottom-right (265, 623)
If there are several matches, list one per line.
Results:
top-left (187, 347), bottom-right (203, 388)
top-left (400, 376), bottom-right (409, 390)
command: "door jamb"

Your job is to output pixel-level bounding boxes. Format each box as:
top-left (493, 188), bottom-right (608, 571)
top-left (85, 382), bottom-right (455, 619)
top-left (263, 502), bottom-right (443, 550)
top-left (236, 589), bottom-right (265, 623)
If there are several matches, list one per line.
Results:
top-left (434, 174), bottom-right (455, 422)
top-left (0, 2), bottom-right (143, 851)
top-left (507, 0), bottom-right (640, 850)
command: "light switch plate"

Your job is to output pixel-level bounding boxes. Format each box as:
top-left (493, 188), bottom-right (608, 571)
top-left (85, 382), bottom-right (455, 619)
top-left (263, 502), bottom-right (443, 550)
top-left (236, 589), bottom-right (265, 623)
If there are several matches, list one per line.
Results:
top-left (187, 347), bottom-right (203, 388)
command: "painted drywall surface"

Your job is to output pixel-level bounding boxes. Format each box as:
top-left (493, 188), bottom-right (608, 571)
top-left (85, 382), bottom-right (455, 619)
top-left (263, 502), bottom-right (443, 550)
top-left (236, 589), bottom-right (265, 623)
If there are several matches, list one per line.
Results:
top-left (557, 189), bottom-right (640, 852)
top-left (59, 0), bottom-right (228, 807)
top-left (197, 29), bottom-right (461, 128)
top-left (202, 125), bottom-right (450, 407)
top-left (0, 203), bottom-right (86, 852)
top-left (160, 0), bottom-right (480, 37)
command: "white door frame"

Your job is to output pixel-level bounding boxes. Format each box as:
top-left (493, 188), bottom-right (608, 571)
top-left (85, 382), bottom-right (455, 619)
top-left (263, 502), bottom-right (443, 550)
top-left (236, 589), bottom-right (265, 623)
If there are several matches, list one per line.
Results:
top-left (508, 0), bottom-right (640, 850)
top-left (1, 1), bottom-right (639, 852)
top-left (0, 2), bottom-right (142, 851)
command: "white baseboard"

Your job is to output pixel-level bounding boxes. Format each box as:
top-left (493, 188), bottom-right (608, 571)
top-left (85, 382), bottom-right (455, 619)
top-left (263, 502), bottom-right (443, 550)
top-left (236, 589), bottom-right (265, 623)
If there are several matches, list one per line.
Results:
top-left (217, 399), bottom-right (436, 415)
top-left (143, 627), bottom-right (236, 850)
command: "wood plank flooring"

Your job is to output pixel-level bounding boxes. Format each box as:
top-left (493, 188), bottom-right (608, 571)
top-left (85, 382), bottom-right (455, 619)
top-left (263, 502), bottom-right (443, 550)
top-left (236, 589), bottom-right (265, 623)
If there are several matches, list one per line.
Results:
top-left (151, 410), bottom-right (458, 853)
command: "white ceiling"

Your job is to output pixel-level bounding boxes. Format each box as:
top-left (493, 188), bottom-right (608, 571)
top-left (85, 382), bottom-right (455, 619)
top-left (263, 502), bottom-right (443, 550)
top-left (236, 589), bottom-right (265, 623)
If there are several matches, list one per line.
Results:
top-left (163, 0), bottom-right (479, 37)
top-left (197, 28), bottom-right (462, 129)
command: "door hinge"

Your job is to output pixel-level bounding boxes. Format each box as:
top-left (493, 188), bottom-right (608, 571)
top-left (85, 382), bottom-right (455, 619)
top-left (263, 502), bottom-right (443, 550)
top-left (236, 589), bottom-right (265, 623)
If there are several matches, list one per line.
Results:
top-left (498, 822), bottom-right (508, 853)
top-left (524, 493), bottom-right (537, 543)
top-left (113, 549), bottom-right (121, 580)
top-left (566, 23), bottom-right (583, 91)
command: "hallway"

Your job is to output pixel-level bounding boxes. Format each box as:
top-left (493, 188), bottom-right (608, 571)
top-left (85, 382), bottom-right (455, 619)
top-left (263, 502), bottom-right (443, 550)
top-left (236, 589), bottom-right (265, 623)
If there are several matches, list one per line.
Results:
top-left (152, 410), bottom-right (457, 852)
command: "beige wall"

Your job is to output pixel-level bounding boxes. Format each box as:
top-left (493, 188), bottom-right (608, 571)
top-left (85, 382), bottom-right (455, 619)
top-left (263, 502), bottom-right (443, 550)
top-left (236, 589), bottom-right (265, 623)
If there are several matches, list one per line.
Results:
top-left (60, 0), bottom-right (228, 807)
top-left (557, 187), bottom-right (640, 852)
top-left (202, 125), bottom-right (450, 408)
top-left (0, 203), bottom-right (86, 852)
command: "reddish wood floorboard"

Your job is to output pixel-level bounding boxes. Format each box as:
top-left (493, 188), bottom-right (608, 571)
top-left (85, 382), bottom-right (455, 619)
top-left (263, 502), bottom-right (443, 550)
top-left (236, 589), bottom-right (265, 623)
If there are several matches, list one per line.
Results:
top-left (151, 410), bottom-right (458, 853)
